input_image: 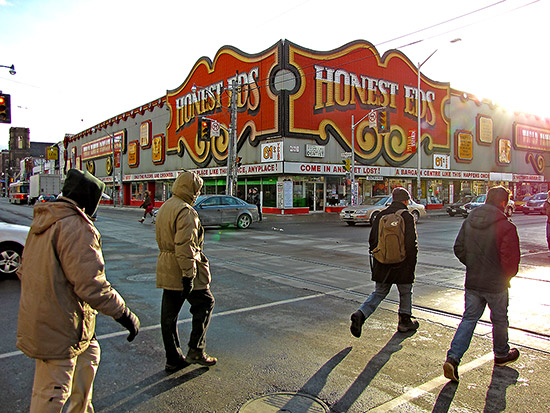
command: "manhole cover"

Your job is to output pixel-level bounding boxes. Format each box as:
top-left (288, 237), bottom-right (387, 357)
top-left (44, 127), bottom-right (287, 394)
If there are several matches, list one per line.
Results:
top-left (239, 392), bottom-right (329, 413)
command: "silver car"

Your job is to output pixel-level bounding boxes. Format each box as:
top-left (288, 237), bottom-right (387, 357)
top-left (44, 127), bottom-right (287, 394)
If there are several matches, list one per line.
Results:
top-left (194, 195), bottom-right (259, 229)
top-left (339, 195), bottom-right (426, 226)
top-left (0, 222), bottom-right (30, 276)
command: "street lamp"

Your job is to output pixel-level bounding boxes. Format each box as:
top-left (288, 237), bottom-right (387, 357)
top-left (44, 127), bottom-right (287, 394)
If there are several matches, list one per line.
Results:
top-left (416, 39), bottom-right (461, 202)
top-left (0, 64), bottom-right (16, 75)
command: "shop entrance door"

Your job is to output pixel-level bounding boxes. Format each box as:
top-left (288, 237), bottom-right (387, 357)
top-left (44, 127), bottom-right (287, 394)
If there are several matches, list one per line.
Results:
top-left (305, 182), bottom-right (324, 212)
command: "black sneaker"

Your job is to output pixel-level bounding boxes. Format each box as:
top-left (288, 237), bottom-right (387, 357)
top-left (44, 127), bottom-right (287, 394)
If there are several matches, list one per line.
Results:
top-left (495, 348), bottom-right (520, 366)
top-left (187, 350), bottom-right (217, 366)
top-left (165, 356), bottom-right (189, 373)
top-left (350, 310), bottom-right (365, 338)
top-left (443, 357), bottom-right (459, 382)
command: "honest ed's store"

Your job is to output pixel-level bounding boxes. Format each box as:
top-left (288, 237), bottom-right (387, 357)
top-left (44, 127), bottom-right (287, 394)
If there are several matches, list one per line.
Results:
top-left (64, 40), bottom-right (550, 213)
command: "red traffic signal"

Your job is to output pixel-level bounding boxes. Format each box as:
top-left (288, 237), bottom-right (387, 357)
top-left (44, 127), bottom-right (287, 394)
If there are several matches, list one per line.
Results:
top-left (197, 117), bottom-right (211, 141)
top-left (0, 93), bottom-right (11, 124)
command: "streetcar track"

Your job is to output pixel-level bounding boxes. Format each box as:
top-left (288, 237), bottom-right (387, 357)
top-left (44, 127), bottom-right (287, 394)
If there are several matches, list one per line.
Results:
top-left (209, 240), bottom-right (550, 345)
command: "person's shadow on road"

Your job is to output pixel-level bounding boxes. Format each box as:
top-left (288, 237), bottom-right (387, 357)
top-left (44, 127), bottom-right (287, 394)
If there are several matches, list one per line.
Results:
top-left (331, 330), bottom-right (415, 413)
top-left (483, 365), bottom-right (519, 413)
top-left (93, 366), bottom-right (209, 412)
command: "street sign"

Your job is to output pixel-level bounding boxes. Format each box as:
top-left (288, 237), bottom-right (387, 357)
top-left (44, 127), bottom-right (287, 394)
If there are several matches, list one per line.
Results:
top-left (341, 152), bottom-right (352, 159)
top-left (211, 120), bottom-right (220, 137)
top-left (368, 111), bottom-right (377, 128)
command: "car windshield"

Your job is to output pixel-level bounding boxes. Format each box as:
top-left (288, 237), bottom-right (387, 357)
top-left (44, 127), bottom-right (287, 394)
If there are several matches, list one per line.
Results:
top-left (361, 196), bottom-right (390, 206)
top-left (534, 193), bottom-right (547, 200)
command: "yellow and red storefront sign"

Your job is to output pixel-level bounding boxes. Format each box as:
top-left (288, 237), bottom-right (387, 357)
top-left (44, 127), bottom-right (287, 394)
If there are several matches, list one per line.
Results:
top-left (166, 44), bottom-right (281, 166)
top-left (287, 41), bottom-right (450, 166)
top-left (165, 40), bottom-right (451, 168)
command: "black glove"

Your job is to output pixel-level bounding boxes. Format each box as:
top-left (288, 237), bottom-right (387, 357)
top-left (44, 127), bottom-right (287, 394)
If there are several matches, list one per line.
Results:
top-left (182, 277), bottom-right (193, 298)
top-left (115, 307), bottom-right (140, 342)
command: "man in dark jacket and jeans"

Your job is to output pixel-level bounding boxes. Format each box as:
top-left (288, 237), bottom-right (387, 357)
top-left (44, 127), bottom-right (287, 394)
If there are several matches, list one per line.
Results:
top-left (443, 186), bottom-right (520, 382)
top-left (350, 187), bottom-right (419, 338)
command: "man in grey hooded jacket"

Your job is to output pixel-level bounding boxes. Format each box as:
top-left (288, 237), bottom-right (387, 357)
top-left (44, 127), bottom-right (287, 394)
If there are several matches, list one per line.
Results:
top-left (443, 186), bottom-right (520, 382)
top-left (17, 169), bottom-right (140, 412)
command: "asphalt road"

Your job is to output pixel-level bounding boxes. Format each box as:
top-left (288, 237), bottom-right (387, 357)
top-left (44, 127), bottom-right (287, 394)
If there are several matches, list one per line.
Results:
top-left (1, 199), bottom-right (550, 412)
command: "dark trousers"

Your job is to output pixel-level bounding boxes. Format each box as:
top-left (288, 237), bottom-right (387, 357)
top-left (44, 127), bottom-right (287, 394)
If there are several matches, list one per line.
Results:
top-left (161, 288), bottom-right (215, 363)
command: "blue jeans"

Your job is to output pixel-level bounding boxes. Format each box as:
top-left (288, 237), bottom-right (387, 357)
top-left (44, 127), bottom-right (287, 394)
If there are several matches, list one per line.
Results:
top-left (447, 289), bottom-right (510, 363)
top-left (358, 282), bottom-right (413, 318)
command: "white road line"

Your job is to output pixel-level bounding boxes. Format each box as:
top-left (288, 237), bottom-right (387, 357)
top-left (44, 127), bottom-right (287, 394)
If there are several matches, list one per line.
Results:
top-left (369, 352), bottom-right (494, 412)
top-left (1, 287), bottom-right (362, 360)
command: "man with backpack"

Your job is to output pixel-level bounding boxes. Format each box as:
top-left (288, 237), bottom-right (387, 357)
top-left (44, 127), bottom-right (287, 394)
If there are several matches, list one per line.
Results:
top-left (350, 187), bottom-right (419, 338)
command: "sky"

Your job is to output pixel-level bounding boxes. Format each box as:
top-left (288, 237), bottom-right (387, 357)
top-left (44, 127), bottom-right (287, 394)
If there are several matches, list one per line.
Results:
top-left (0, 0), bottom-right (548, 150)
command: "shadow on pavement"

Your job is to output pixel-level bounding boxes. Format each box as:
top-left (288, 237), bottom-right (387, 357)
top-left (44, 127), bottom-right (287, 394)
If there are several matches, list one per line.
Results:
top-left (483, 365), bottom-right (519, 413)
top-left (331, 330), bottom-right (416, 412)
top-left (432, 381), bottom-right (458, 412)
top-left (93, 366), bottom-right (209, 412)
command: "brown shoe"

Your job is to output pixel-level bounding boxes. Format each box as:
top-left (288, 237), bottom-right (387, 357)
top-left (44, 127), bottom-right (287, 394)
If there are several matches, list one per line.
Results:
top-left (495, 348), bottom-right (520, 366)
top-left (187, 349), bottom-right (217, 366)
top-left (397, 313), bottom-right (419, 332)
top-left (350, 310), bottom-right (365, 338)
top-left (165, 356), bottom-right (189, 373)
top-left (443, 357), bottom-right (459, 382)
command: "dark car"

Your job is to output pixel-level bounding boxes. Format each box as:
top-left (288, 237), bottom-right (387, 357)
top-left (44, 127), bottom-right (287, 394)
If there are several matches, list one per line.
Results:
top-left (194, 195), bottom-right (259, 229)
top-left (463, 194), bottom-right (514, 218)
top-left (523, 192), bottom-right (548, 215)
top-left (446, 195), bottom-right (473, 217)
top-left (462, 194), bottom-right (486, 217)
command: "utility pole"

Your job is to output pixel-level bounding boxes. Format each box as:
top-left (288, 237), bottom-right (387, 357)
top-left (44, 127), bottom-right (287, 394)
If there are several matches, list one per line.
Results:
top-left (226, 79), bottom-right (239, 196)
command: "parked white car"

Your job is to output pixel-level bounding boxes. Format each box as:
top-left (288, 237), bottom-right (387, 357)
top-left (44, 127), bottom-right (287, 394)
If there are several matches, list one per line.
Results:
top-left (339, 195), bottom-right (426, 226)
top-left (0, 222), bottom-right (30, 276)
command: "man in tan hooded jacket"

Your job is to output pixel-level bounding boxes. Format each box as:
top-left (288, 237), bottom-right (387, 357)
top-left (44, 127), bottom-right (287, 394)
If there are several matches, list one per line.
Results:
top-left (17, 169), bottom-right (140, 413)
top-left (156, 171), bottom-right (216, 371)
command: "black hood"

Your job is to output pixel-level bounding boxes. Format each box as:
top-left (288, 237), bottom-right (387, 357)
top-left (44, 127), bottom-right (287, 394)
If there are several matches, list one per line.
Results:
top-left (62, 169), bottom-right (105, 216)
top-left (467, 203), bottom-right (507, 230)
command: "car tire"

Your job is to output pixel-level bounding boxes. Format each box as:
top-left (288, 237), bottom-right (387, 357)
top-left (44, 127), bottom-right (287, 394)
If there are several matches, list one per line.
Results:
top-left (237, 214), bottom-right (252, 229)
top-left (0, 242), bottom-right (23, 276)
top-left (448, 212), bottom-right (455, 217)
top-left (346, 222), bottom-right (356, 226)
top-left (369, 211), bottom-right (379, 226)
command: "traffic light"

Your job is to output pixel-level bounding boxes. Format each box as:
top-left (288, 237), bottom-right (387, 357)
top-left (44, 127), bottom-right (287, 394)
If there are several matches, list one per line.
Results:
top-left (197, 117), bottom-right (211, 141)
top-left (377, 109), bottom-right (389, 134)
top-left (343, 159), bottom-right (351, 172)
top-left (0, 93), bottom-right (11, 124)
top-left (236, 156), bottom-right (242, 167)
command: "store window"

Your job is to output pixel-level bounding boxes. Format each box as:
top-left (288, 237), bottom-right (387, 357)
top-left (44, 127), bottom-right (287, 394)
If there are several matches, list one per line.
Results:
top-left (293, 181), bottom-right (306, 207)
top-left (262, 177), bottom-right (277, 207)
top-left (155, 181), bottom-right (173, 202)
top-left (325, 176), bottom-right (345, 206)
top-left (131, 182), bottom-right (148, 202)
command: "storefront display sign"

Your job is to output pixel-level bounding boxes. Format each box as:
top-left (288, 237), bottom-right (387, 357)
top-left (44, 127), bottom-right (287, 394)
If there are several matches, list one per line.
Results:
top-left (261, 141), bottom-right (283, 163)
top-left (305, 144), bottom-right (325, 158)
top-left (433, 154), bottom-right (450, 170)
top-left (477, 115), bottom-right (493, 145)
top-left (497, 138), bottom-right (511, 165)
top-left (455, 131), bottom-right (473, 162)
top-left (514, 124), bottom-right (550, 152)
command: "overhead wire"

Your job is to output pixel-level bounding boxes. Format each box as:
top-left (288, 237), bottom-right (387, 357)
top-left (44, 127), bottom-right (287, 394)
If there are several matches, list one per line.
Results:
top-left (194, 0), bottom-right (540, 110)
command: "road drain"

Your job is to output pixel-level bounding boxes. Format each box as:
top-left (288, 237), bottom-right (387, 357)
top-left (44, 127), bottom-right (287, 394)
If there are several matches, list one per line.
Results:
top-left (238, 392), bottom-right (329, 413)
